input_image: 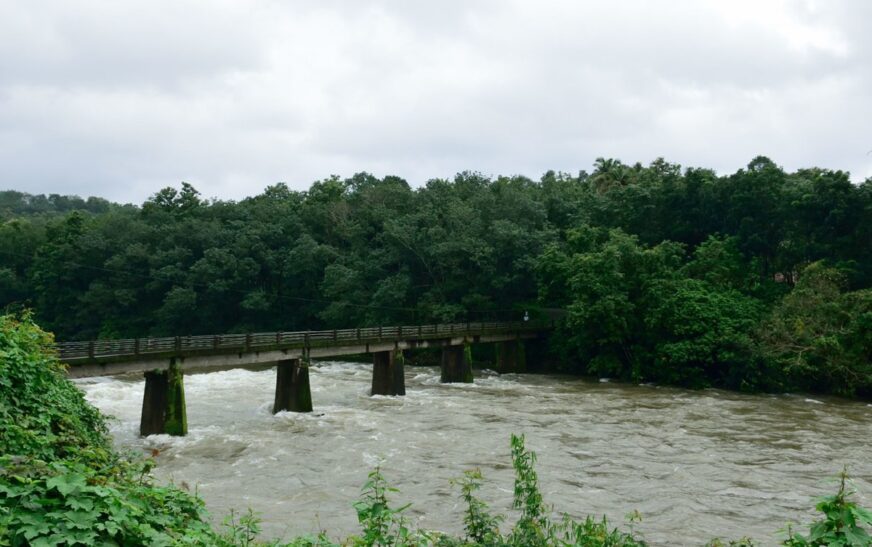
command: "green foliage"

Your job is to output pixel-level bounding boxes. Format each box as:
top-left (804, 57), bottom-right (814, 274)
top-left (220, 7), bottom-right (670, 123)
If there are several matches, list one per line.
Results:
top-left (548, 514), bottom-right (646, 547)
top-left (505, 434), bottom-right (644, 547)
top-left (760, 263), bottom-right (872, 397)
top-left (0, 456), bottom-right (216, 546)
top-left (782, 469), bottom-right (872, 546)
top-left (509, 433), bottom-right (549, 544)
top-left (537, 226), bottom-right (773, 390)
top-left (538, 226), bottom-right (684, 379)
top-left (350, 467), bottom-right (419, 547)
top-left (643, 278), bottom-right (764, 389)
top-left (451, 470), bottom-right (503, 544)
top-left (706, 539), bottom-right (757, 546)
top-left (219, 509), bottom-right (269, 547)
top-left (681, 236), bottom-right (759, 297)
top-left (335, 434), bottom-right (644, 547)
top-left (0, 313), bottom-right (108, 462)
top-left (335, 444), bottom-right (870, 547)
top-left (0, 313), bottom-right (224, 545)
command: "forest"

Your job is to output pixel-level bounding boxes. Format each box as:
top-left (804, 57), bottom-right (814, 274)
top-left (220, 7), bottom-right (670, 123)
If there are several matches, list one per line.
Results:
top-left (1, 156), bottom-right (870, 397)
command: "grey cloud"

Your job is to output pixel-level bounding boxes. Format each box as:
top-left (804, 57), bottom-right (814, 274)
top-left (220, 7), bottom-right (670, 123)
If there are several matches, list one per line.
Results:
top-left (0, 0), bottom-right (869, 203)
top-left (0, 1), bottom-right (266, 88)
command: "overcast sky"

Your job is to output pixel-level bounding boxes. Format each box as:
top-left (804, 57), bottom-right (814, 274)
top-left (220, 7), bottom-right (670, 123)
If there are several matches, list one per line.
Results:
top-left (1, 1), bottom-right (870, 203)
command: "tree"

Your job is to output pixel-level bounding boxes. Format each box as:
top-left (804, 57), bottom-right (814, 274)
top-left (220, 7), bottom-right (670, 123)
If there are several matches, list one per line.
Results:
top-left (760, 262), bottom-right (872, 396)
top-left (644, 278), bottom-right (763, 389)
top-left (537, 226), bottom-right (684, 379)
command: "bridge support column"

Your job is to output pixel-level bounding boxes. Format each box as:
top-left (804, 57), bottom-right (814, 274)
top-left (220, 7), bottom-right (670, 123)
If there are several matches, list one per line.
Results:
top-left (273, 359), bottom-right (313, 413)
top-left (495, 340), bottom-right (526, 374)
top-left (441, 344), bottom-right (473, 383)
top-left (371, 349), bottom-right (406, 396)
top-left (140, 358), bottom-right (187, 437)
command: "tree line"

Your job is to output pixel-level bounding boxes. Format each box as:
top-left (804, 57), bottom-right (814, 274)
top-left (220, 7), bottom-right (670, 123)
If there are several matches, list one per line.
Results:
top-left (1, 156), bottom-right (870, 396)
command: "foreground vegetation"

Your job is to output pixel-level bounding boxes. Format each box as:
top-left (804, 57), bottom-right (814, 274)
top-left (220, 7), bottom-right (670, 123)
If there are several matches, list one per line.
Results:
top-left (2, 314), bottom-right (871, 545)
top-left (1, 157), bottom-right (870, 397)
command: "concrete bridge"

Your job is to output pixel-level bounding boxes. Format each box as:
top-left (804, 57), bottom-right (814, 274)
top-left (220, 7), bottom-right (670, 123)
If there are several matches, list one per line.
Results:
top-left (58, 321), bottom-right (549, 437)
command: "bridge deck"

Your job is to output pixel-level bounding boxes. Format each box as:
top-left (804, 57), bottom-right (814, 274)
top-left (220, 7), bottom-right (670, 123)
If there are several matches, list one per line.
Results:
top-left (59, 321), bottom-right (550, 378)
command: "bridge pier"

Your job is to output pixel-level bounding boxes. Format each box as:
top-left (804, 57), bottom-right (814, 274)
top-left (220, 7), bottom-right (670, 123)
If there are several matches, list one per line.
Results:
top-left (371, 349), bottom-right (406, 396)
top-left (495, 339), bottom-right (526, 374)
top-left (140, 358), bottom-right (187, 437)
top-left (441, 344), bottom-right (473, 383)
top-left (273, 358), bottom-right (313, 413)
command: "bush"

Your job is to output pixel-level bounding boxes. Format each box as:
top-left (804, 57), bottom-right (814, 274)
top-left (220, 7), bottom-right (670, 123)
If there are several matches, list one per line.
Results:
top-left (783, 468), bottom-right (872, 546)
top-left (759, 263), bottom-right (872, 397)
top-left (0, 456), bottom-right (215, 545)
top-left (0, 313), bottom-right (223, 545)
top-left (341, 434), bottom-right (645, 547)
top-left (0, 312), bottom-right (108, 462)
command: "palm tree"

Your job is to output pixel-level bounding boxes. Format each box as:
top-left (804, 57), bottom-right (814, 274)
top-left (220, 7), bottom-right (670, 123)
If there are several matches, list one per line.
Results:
top-left (590, 157), bottom-right (632, 193)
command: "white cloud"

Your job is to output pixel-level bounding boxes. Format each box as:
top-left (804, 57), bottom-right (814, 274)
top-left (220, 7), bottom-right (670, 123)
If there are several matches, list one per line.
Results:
top-left (0, 0), bottom-right (869, 202)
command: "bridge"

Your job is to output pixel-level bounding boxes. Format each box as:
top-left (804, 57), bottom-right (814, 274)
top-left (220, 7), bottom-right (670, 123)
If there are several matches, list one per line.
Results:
top-left (58, 321), bottom-right (550, 437)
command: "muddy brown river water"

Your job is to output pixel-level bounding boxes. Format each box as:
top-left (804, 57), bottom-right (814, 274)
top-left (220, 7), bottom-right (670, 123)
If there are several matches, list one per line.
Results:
top-left (76, 362), bottom-right (872, 546)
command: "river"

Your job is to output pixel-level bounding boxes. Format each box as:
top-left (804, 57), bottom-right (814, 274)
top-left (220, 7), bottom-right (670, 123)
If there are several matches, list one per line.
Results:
top-left (76, 362), bottom-right (872, 546)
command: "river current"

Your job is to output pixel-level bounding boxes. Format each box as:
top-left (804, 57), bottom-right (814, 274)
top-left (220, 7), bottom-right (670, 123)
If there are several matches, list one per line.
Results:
top-left (76, 362), bottom-right (871, 546)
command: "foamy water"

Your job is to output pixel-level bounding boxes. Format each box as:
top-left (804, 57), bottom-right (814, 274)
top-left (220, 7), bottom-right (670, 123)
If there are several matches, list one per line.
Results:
top-left (76, 363), bottom-right (872, 546)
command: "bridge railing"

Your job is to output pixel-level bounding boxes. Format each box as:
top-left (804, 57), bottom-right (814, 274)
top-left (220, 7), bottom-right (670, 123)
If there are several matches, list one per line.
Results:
top-left (55, 321), bottom-right (551, 362)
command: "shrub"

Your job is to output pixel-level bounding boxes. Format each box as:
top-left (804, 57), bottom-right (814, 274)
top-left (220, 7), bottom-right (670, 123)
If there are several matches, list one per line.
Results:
top-left (783, 468), bottom-right (872, 546)
top-left (0, 313), bottom-right (222, 545)
top-left (0, 312), bottom-right (108, 462)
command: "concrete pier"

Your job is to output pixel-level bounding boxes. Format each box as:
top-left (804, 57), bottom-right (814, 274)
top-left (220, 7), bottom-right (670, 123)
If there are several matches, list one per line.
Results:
top-left (495, 339), bottom-right (526, 374)
top-left (273, 358), bottom-right (313, 413)
top-left (140, 358), bottom-right (187, 436)
top-left (371, 349), bottom-right (406, 396)
top-left (441, 344), bottom-right (473, 383)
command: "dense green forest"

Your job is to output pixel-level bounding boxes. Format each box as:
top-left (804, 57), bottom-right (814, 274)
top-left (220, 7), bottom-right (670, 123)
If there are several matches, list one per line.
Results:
top-left (1, 157), bottom-right (870, 396)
